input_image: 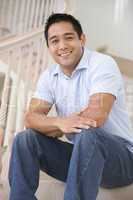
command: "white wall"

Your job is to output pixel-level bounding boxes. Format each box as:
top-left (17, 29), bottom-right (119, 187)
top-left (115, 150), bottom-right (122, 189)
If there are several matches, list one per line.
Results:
top-left (74, 0), bottom-right (133, 60)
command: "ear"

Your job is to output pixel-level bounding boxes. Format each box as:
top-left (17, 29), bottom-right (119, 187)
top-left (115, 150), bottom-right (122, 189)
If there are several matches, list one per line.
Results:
top-left (80, 33), bottom-right (86, 46)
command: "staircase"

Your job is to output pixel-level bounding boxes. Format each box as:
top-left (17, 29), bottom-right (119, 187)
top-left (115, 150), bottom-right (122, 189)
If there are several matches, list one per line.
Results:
top-left (0, 0), bottom-right (72, 199)
top-left (1, 0), bottom-right (133, 199)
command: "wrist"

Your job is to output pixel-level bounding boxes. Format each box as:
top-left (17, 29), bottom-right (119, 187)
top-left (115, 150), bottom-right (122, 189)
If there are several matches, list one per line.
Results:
top-left (53, 117), bottom-right (62, 129)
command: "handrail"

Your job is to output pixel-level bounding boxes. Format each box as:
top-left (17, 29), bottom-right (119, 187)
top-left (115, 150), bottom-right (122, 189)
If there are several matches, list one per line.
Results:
top-left (0, 27), bottom-right (44, 52)
top-left (0, 34), bottom-right (16, 42)
top-left (0, 26), bottom-right (47, 144)
top-left (0, 0), bottom-right (73, 189)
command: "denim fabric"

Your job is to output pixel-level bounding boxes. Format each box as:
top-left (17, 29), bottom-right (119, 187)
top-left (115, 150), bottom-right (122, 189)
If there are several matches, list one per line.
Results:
top-left (9, 128), bottom-right (133, 200)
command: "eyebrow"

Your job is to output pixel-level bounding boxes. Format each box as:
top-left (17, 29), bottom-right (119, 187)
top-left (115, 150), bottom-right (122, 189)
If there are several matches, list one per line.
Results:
top-left (48, 32), bottom-right (75, 41)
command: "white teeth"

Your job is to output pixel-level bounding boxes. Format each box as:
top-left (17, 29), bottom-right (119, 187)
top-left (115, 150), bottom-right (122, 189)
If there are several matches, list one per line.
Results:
top-left (59, 51), bottom-right (71, 57)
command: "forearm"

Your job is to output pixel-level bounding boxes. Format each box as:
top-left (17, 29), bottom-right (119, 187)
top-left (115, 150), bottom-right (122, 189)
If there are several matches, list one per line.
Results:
top-left (25, 110), bottom-right (96, 137)
top-left (79, 93), bottom-right (115, 127)
top-left (79, 107), bottom-right (106, 127)
top-left (25, 112), bottom-right (63, 137)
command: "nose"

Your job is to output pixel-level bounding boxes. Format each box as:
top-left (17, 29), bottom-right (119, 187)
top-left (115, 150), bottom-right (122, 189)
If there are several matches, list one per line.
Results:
top-left (58, 39), bottom-right (67, 50)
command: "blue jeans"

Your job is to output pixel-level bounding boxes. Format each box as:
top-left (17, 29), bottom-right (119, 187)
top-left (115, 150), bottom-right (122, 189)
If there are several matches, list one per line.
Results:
top-left (9, 128), bottom-right (133, 200)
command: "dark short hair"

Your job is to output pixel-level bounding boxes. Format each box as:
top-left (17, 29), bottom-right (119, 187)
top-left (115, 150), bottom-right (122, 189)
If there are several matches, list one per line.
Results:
top-left (44, 13), bottom-right (83, 46)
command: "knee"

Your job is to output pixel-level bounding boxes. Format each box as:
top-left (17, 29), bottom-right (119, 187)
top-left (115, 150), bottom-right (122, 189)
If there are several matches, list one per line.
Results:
top-left (75, 128), bottom-right (106, 146)
top-left (74, 128), bottom-right (97, 146)
top-left (80, 127), bottom-right (106, 138)
top-left (13, 129), bottom-right (38, 151)
top-left (75, 128), bottom-right (108, 157)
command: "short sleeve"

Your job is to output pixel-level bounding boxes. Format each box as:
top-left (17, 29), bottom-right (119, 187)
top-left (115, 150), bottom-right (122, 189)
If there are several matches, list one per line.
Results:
top-left (33, 69), bottom-right (54, 104)
top-left (89, 56), bottom-right (122, 98)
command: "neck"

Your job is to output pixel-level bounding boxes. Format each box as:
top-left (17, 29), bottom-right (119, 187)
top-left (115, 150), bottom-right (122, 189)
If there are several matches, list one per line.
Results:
top-left (62, 67), bottom-right (75, 76)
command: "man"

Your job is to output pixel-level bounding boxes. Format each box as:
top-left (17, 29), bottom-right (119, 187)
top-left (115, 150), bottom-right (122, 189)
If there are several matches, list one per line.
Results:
top-left (9, 13), bottom-right (133, 200)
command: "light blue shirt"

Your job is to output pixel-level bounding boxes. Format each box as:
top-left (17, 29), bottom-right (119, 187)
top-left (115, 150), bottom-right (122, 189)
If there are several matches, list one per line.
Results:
top-left (34, 48), bottom-right (133, 143)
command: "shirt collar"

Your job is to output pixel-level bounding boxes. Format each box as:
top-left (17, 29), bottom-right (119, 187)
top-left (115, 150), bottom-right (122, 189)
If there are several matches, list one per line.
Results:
top-left (52, 47), bottom-right (91, 76)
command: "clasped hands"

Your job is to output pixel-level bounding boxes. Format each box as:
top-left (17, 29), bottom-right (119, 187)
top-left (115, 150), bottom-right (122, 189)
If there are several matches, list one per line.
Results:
top-left (56, 108), bottom-right (97, 134)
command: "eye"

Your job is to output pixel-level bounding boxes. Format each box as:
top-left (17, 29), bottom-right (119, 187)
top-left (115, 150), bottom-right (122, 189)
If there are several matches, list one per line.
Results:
top-left (65, 36), bottom-right (73, 40)
top-left (51, 39), bottom-right (59, 45)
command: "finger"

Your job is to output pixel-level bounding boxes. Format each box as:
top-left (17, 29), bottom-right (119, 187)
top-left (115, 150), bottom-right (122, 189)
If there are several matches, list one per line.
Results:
top-left (75, 124), bottom-right (90, 129)
top-left (80, 118), bottom-right (97, 127)
top-left (91, 121), bottom-right (97, 127)
top-left (87, 120), bottom-right (97, 127)
top-left (70, 128), bottom-right (82, 133)
top-left (84, 121), bottom-right (96, 127)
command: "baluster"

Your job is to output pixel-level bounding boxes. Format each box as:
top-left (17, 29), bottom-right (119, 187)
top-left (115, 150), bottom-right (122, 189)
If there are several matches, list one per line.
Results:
top-left (6, 0), bottom-right (14, 34)
top-left (18, 0), bottom-right (27, 34)
top-left (32, 37), bottom-right (44, 88)
top-left (45, 0), bottom-right (50, 21)
top-left (39, 0), bottom-right (45, 27)
top-left (4, 49), bottom-right (22, 148)
top-left (28, 0), bottom-right (36, 31)
top-left (52, 0), bottom-right (57, 13)
top-left (0, 52), bottom-right (12, 143)
top-left (0, 0), bottom-right (7, 27)
top-left (23, 0), bottom-right (31, 33)
top-left (0, 51), bottom-right (13, 187)
top-left (16, 43), bottom-right (33, 132)
top-left (49, 0), bottom-right (54, 15)
top-left (16, 39), bottom-right (42, 132)
top-left (0, 0), bottom-right (3, 24)
top-left (41, 44), bottom-right (49, 71)
top-left (16, 44), bottom-right (29, 131)
top-left (12, 0), bottom-right (20, 34)
top-left (41, 0), bottom-right (48, 25)
top-left (24, 42), bottom-right (34, 96)
top-left (15, 79), bottom-right (25, 132)
top-left (33, 0), bottom-right (41, 29)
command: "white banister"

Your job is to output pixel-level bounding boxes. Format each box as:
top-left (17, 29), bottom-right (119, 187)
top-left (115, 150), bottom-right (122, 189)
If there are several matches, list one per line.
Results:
top-left (0, 56), bottom-right (11, 132)
top-left (23, 0), bottom-right (31, 33)
top-left (12, 0), bottom-right (20, 34)
top-left (4, 50), bottom-right (22, 148)
top-left (44, 0), bottom-right (50, 22)
top-left (28, 0), bottom-right (36, 31)
top-left (39, 0), bottom-right (46, 27)
top-left (0, 0), bottom-right (7, 27)
top-left (18, 0), bottom-right (27, 34)
top-left (6, 0), bottom-right (13, 32)
top-left (33, 0), bottom-right (41, 29)
top-left (49, 0), bottom-right (55, 15)
top-left (1, 0), bottom-right (69, 146)
top-left (16, 46), bottom-right (34, 132)
top-left (0, 28), bottom-right (46, 147)
top-left (0, 27), bottom-right (44, 51)
top-left (0, 0), bottom-right (70, 193)
top-left (32, 40), bottom-right (43, 87)
top-left (0, 0), bottom-right (68, 37)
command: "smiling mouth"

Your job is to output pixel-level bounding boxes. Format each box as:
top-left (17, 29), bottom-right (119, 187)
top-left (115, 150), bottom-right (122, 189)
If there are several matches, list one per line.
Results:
top-left (59, 51), bottom-right (72, 57)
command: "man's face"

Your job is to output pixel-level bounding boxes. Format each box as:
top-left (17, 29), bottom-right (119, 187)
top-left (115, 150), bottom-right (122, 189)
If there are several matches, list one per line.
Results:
top-left (47, 21), bottom-right (86, 70)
